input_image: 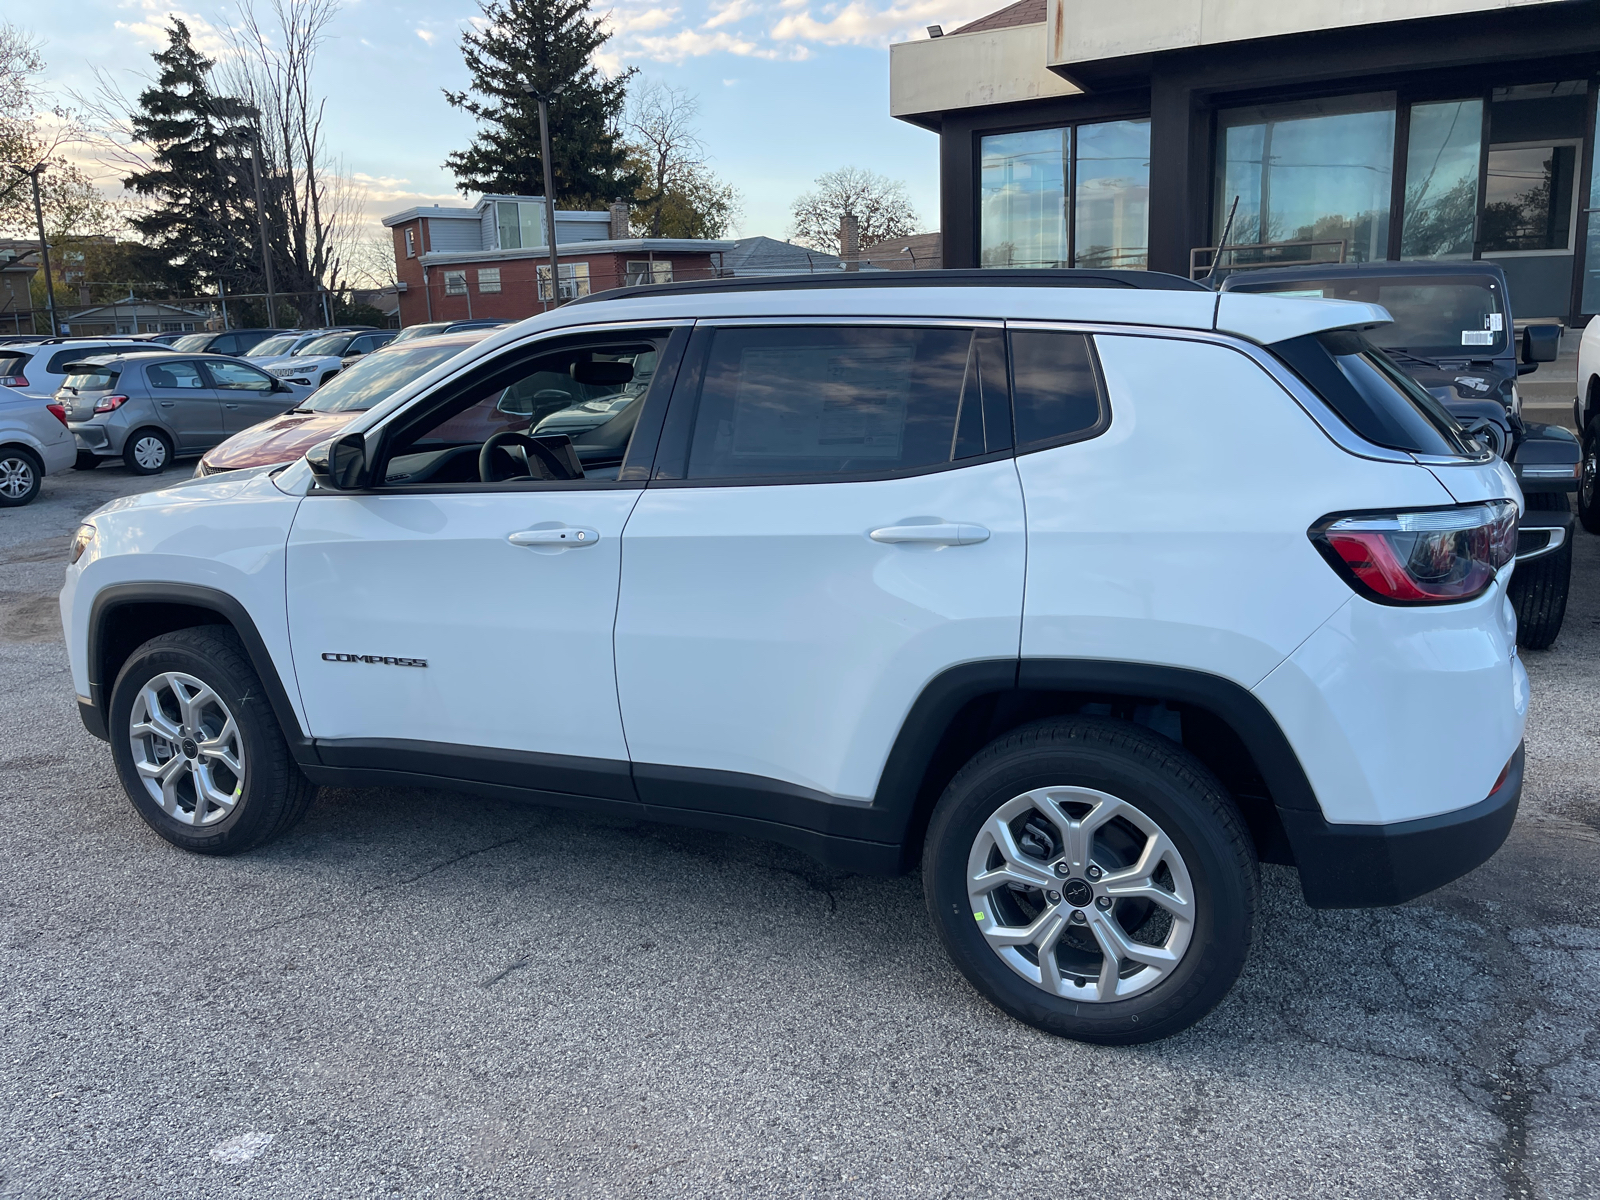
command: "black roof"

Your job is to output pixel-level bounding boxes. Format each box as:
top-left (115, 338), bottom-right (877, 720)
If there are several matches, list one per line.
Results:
top-left (572, 267), bottom-right (1205, 306)
top-left (1221, 260), bottom-right (1508, 290)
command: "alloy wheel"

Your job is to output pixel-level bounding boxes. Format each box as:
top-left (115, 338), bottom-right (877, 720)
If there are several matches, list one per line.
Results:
top-left (967, 786), bottom-right (1196, 1003)
top-left (0, 455), bottom-right (34, 499)
top-left (1583, 439), bottom-right (1597, 511)
top-left (132, 436), bottom-right (167, 471)
top-left (128, 671), bottom-right (247, 826)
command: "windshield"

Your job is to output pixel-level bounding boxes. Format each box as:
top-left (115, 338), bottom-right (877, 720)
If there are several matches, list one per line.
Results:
top-left (248, 334), bottom-right (299, 357)
top-left (388, 324), bottom-right (443, 344)
top-left (1230, 275), bottom-right (1508, 359)
top-left (299, 333), bottom-right (354, 357)
top-left (307, 341), bottom-right (472, 413)
top-left (169, 333), bottom-right (214, 352)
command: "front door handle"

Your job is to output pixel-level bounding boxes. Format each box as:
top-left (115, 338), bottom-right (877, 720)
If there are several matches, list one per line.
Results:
top-left (158, 401), bottom-right (176, 407)
top-left (224, 403), bottom-right (240, 409)
top-left (868, 522), bottom-right (990, 546)
top-left (508, 527), bottom-right (599, 547)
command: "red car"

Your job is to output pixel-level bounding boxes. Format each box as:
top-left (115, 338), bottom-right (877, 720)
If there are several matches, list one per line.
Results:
top-left (195, 330), bottom-right (492, 475)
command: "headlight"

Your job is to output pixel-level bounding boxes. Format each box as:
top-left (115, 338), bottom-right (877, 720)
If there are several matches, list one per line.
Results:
top-left (70, 524), bottom-right (95, 564)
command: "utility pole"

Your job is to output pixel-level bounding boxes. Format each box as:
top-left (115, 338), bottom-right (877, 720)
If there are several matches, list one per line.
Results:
top-left (6, 164), bottom-right (58, 335)
top-left (242, 130), bottom-right (279, 327)
top-left (523, 82), bottom-right (565, 308)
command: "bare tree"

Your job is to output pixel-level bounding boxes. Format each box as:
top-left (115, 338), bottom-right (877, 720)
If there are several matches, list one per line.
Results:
top-left (622, 78), bottom-right (740, 239)
top-left (789, 167), bottom-right (920, 255)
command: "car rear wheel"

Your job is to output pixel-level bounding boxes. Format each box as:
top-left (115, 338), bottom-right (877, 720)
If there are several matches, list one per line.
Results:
top-left (0, 447), bottom-right (42, 506)
top-left (108, 627), bottom-right (317, 854)
top-left (123, 428), bottom-right (173, 475)
top-left (1579, 417), bottom-right (1600, 535)
top-left (923, 716), bottom-right (1257, 1045)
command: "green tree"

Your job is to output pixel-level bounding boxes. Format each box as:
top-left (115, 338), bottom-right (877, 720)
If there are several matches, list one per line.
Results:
top-left (443, 0), bottom-right (640, 207)
top-left (121, 20), bottom-right (259, 298)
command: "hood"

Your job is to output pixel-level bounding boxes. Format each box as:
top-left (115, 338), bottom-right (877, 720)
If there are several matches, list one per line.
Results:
top-left (202, 408), bottom-right (360, 471)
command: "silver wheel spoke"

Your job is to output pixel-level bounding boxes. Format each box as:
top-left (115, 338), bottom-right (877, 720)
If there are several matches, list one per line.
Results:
top-left (982, 904), bottom-right (1064, 949)
top-left (1087, 904), bottom-right (1179, 970)
top-left (1099, 831), bottom-right (1192, 914)
top-left (127, 670), bottom-right (246, 827)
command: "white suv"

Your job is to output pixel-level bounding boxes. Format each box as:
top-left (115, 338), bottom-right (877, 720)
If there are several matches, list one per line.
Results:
top-left (61, 271), bottom-right (1528, 1044)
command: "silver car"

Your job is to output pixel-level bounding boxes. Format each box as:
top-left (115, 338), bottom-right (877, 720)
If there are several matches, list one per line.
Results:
top-left (58, 352), bottom-right (315, 475)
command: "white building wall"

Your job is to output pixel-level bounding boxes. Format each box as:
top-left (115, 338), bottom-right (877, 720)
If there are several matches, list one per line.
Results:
top-left (890, 22), bottom-right (1079, 120)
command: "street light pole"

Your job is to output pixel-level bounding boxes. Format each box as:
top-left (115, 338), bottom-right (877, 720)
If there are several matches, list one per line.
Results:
top-left (8, 164), bottom-right (59, 336)
top-left (241, 132), bottom-right (279, 327)
top-left (524, 82), bottom-right (565, 308)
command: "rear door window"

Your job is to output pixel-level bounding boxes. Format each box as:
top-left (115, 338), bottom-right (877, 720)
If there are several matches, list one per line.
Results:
top-left (146, 360), bottom-right (208, 390)
top-left (679, 325), bottom-right (1010, 482)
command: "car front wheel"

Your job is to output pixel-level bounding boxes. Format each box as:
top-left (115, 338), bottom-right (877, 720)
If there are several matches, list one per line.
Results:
top-left (108, 627), bottom-right (317, 854)
top-left (923, 716), bottom-right (1258, 1045)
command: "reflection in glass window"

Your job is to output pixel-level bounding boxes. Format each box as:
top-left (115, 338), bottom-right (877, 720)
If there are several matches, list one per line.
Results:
top-left (496, 201), bottom-right (521, 250)
top-left (1583, 105), bottom-right (1600, 312)
top-left (1401, 99), bottom-right (1483, 259)
top-left (537, 262), bottom-right (591, 301)
top-left (1073, 121), bottom-right (1150, 269)
top-left (1217, 93), bottom-right (1395, 263)
top-left (1481, 144), bottom-right (1578, 252)
top-left (980, 128), bottom-right (1069, 268)
top-left (980, 120), bottom-right (1150, 270)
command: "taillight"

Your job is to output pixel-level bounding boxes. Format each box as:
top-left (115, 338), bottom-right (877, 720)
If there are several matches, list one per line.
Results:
top-left (1310, 501), bottom-right (1517, 604)
top-left (46, 402), bottom-right (67, 426)
top-left (93, 394), bottom-right (129, 414)
top-left (0, 374), bottom-right (26, 387)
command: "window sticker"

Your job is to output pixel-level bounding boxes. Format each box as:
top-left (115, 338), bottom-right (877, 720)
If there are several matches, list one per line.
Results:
top-left (1486, 313), bottom-right (1503, 332)
top-left (1462, 330), bottom-right (1495, 346)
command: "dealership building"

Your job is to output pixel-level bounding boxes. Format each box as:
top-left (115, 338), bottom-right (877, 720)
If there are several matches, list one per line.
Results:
top-left (890, 0), bottom-right (1600, 321)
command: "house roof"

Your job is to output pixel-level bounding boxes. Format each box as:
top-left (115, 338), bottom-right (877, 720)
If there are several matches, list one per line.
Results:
top-left (416, 238), bottom-right (735, 266)
top-left (720, 236), bottom-right (847, 275)
top-left (381, 204), bottom-right (479, 227)
top-left (68, 299), bottom-right (207, 318)
top-left (955, 0), bottom-right (1045, 34)
top-left (859, 232), bottom-right (943, 270)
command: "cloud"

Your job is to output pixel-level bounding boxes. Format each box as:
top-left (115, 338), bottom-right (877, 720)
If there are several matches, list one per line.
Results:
top-left (770, 0), bottom-right (982, 46)
top-left (631, 28), bottom-right (783, 60)
top-left (416, 27), bottom-right (437, 44)
top-left (704, 0), bottom-right (760, 28)
top-left (113, 0), bottom-right (234, 57)
top-left (608, 5), bottom-right (681, 32)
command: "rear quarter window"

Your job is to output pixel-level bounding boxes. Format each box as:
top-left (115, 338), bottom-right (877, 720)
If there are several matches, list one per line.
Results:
top-left (62, 366), bottom-right (120, 392)
top-left (1008, 330), bottom-right (1107, 451)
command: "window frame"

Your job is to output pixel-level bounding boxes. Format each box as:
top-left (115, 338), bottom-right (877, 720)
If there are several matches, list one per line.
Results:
top-left (1479, 137), bottom-right (1584, 258)
top-left (477, 267), bottom-right (502, 293)
top-left (312, 322), bottom-right (692, 497)
top-left (648, 318), bottom-right (1018, 489)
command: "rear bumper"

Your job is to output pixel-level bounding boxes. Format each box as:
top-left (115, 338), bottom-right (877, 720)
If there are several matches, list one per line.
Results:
top-left (1280, 742), bottom-right (1523, 908)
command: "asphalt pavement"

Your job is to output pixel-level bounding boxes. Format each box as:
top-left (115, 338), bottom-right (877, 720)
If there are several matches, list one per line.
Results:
top-left (2, 459), bottom-right (1599, 1200)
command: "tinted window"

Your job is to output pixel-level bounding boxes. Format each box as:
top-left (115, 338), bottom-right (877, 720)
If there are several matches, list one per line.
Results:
top-left (48, 346), bottom-right (138, 373)
top-left (1271, 331), bottom-right (1475, 456)
top-left (308, 342), bottom-right (474, 414)
top-left (1228, 274), bottom-right (1508, 358)
top-left (206, 360), bottom-right (275, 391)
top-left (209, 334), bottom-right (243, 355)
top-left (0, 351), bottom-right (31, 376)
top-left (684, 326), bottom-right (1008, 481)
top-left (1009, 330), bottom-right (1105, 449)
top-left (147, 361), bottom-right (207, 389)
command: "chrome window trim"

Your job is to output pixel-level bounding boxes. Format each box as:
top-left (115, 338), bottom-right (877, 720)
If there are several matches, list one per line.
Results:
top-left (1006, 319), bottom-right (1486, 467)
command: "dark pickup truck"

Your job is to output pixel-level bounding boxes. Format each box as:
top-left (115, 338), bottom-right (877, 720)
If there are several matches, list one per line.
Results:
top-left (1222, 260), bottom-right (1578, 649)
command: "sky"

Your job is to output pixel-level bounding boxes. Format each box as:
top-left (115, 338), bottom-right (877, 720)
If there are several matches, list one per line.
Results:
top-left (25, 0), bottom-right (998, 241)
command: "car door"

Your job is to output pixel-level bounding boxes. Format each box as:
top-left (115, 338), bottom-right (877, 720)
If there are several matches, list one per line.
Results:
top-left (204, 358), bottom-right (296, 434)
top-left (284, 326), bottom-right (683, 793)
top-left (614, 321), bottom-right (1026, 812)
top-left (142, 359), bottom-right (225, 449)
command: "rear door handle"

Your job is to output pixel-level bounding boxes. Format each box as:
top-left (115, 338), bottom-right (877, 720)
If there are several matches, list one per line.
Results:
top-left (508, 527), bottom-right (599, 547)
top-left (159, 401), bottom-right (176, 407)
top-left (224, 403), bottom-right (240, 409)
top-left (868, 523), bottom-right (990, 545)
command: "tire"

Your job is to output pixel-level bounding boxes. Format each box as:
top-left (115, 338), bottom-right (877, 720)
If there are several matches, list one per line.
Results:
top-left (318, 371), bottom-right (339, 388)
top-left (923, 716), bottom-right (1258, 1045)
top-left (108, 626), bottom-right (317, 854)
top-left (123, 428), bottom-right (174, 475)
top-left (1579, 417), bottom-right (1600, 535)
top-left (74, 450), bottom-right (101, 471)
top-left (0, 447), bottom-right (42, 507)
top-left (1509, 533), bottom-right (1572, 650)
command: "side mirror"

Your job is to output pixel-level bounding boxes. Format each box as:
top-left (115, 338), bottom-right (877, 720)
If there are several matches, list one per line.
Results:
top-left (1522, 324), bottom-right (1560, 365)
top-left (272, 378), bottom-right (293, 392)
top-left (306, 431), bottom-right (369, 489)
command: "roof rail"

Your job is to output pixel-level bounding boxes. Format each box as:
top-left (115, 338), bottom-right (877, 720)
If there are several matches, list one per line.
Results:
top-left (569, 267), bottom-right (1206, 306)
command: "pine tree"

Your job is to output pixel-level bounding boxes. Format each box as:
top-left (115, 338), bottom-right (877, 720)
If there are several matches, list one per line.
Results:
top-left (122, 20), bottom-right (259, 298)
top-left (443, 0), bottom-right (641, 207)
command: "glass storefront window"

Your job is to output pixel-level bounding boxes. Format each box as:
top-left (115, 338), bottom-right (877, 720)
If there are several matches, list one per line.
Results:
top-left (1217, 93), bottom-right (1396, 263)
top-left (979, 120), bottom-right (1150, 269)
top-left (1073, 120), bottom-right (1150, 269)
top-left (980, 128), bottom-right (1069, 268)
top-left (1401, 99), bottom-right (1483, 258)
top-left (1583, 102), bottom-right (1600, 313)
top-left (1481, 144), bottom-right (1579, 252)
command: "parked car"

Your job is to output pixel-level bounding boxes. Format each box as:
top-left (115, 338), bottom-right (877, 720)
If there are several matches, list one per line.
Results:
top-left (196, 331), bottom-right (491, 475)
top-left (266, 329), bottom-right (399, 389)
top-left (0, 383), bottom-right (75, 505)
top-left (245, 327), bottom-right (376, 368)
top-left (63, 269), bottom-right (1527, 1045)
top-left (388, 318), bottom-right (508, 344)
top-left (1222, 260), bottom-right (1575, 649)
top-left (58, 352), bottom-right (315, 475)
top-left (166, 328), bottom-right (292, 357)
top-left (0, 337), bottom-right (167, 400)
top-left (1571, 317), bottom-right (1600, 534)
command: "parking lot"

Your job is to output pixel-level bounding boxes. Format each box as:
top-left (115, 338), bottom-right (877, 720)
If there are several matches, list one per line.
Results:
top-left (0, 462), bottom-right (1597, 1200)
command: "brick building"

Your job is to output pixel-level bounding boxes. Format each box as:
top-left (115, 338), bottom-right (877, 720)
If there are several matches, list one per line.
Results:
top-left (382, 195), bottom-right (735, 327)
